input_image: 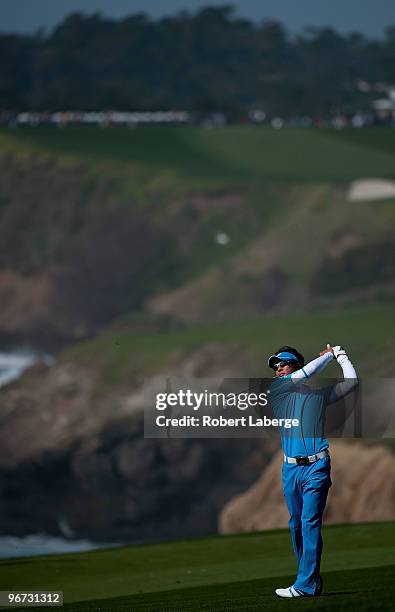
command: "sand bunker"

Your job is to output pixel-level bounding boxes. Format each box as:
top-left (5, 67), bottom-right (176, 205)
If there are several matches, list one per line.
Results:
top-left (347, 178), bottom-right (395, 201)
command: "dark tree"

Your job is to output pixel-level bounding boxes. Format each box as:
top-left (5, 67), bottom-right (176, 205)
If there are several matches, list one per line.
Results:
top-left (0, 6), bottom-right (393, 116)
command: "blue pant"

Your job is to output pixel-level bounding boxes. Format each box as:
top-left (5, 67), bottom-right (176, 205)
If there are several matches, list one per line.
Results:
top-left (282, 456), bottom-right (331, 594)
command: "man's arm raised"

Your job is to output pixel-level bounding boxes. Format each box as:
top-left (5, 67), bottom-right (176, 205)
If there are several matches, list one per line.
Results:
top-left (326, 345), bottom-right (358, 403)
top-left (289, 350), bottom-right (334, 384)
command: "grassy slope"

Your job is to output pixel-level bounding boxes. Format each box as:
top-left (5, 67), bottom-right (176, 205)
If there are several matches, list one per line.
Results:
top-left (143, 182), bottom-right (395, 320)
top-left (65, 301), bottom-right (395, 389)
top-left (3, 126), bottom-right (394, 300)
top-left (1, 126), bottom-right (394, 305)
top-left (0, 522), bottom-right (393, 610)
top-left (1, 125), bottom-right (394, 371)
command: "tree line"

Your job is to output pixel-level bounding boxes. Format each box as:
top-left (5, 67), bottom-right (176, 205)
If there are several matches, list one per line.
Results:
top-left (1, 5), bottom-right (394, 117)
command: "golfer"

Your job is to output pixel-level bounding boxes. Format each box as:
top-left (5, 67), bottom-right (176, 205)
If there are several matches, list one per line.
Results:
top-left (268, 344), bottom-right (358, 598)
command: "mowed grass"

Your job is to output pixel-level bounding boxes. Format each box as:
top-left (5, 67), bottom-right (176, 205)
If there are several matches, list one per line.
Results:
top-left (0, 522), bottom-right (393, 611)
top-left (324, 127), bottom-right (395, 158)
top-left (2, 126), bottom-right (395, 188)
top-left (66, 301), bottom-right (395, 387)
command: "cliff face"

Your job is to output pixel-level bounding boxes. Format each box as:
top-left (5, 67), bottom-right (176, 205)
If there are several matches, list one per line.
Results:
top-left (0, 350), bottom-right (272, 542)
top-left (4, 351), bottom-right (394, 543)
top-left (0, 152), bottom-right (174, 347)
top-left (219, 441), bottom-right (395, 534)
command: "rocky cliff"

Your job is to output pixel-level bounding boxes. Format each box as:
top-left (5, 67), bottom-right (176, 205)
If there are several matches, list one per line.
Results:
top-left (0, 152), bottom-right (171, 348)
top-left (0, 349), bottom-right (272, 543)
top-left (219, 441), bottom-right (395, 534)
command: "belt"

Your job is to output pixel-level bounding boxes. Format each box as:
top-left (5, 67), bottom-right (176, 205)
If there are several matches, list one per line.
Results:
top-left (284, 449), bottom-right (329, 466)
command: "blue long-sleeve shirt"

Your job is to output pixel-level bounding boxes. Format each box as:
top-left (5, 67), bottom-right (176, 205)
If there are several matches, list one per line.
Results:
top-left (270, 352), bottom-right (358, 457)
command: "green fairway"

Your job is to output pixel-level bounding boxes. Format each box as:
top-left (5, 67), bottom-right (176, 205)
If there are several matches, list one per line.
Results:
top-left (324, 127), bottom-right (395, 159)
top-left (0, 522), bottom-right (393, 610)
top-left (2, 126), bottom-right (395, 187)
top-left (195, 126), bottom-right (395, 183)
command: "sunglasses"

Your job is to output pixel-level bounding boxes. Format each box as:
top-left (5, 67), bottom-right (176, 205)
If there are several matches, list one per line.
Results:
top-left (273, 360), bottom-right (297, 370)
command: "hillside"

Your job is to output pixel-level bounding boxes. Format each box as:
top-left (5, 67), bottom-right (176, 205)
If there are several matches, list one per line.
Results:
top-left (0, 522), bottom-right (393, 610)
top-left (146, 181), bottom-right (395, 322)
top-left (0, 126), bottom-right (395, 346)
top-left (67, 300), bottom-right (395, 383)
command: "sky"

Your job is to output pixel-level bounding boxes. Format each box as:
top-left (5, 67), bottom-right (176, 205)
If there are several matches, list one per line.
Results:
top-left (1, 0), bottom-right (395, 38)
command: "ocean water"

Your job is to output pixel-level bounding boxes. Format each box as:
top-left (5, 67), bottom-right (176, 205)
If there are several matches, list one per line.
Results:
top-left (0, 533), bottom-right (117, 559)
top-left (0, 347), bottom-right (53, 387)
top-left (0, 348), bottom-right (120, 558)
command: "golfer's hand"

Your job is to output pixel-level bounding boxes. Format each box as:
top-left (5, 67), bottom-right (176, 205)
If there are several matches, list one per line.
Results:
top-left (319, 344), bottom-right (334, 357)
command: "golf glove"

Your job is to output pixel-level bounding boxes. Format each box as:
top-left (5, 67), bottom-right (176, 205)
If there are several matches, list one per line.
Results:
top-left (331, 345), bottom-right (347, 360)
